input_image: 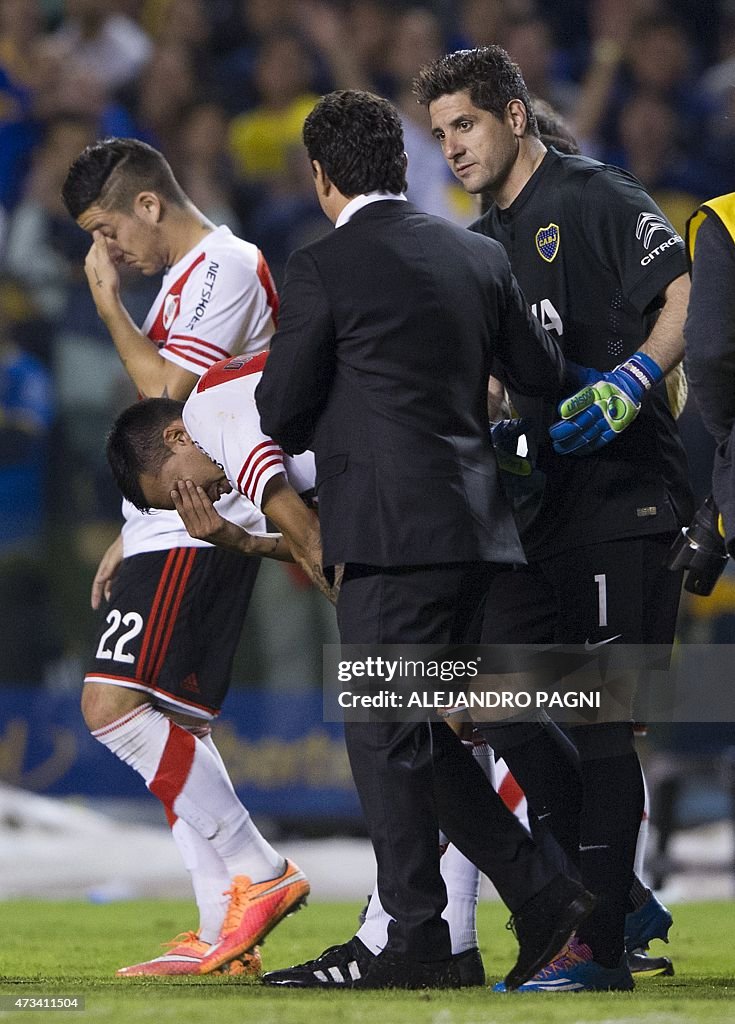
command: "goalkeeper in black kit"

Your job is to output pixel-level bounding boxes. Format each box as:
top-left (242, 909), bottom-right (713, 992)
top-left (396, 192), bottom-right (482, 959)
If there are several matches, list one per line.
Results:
top-left (417, 47), bottom-right (694, 992)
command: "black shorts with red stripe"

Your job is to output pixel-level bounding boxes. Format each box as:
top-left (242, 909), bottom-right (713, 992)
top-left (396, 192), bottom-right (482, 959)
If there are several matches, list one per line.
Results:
top-left (84, 547), bottom-right (259, 718)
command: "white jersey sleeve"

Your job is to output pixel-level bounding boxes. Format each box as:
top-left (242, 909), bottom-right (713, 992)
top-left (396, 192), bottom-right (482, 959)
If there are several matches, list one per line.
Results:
top-left (183, 353), bottom-right (316, 512)
top-left (143, 225), bottom-right (278, 374)
top-left (122, 227), bottom-right (278, 557)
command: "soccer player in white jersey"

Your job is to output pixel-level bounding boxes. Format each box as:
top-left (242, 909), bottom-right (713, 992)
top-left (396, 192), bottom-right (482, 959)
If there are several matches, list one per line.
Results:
top-left (105, 351), bottom-right (333, 602)
top-left (61, 139), bottom-right (308, 977)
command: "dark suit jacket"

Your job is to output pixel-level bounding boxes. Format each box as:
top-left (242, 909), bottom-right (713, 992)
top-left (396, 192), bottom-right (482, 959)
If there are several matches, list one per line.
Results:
top-left (256, 199), bottom-right (564, 569)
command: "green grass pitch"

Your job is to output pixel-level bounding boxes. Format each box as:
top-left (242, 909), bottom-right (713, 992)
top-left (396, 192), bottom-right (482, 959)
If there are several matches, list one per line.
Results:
top-left (0, 900), bottom-right (732, 1024)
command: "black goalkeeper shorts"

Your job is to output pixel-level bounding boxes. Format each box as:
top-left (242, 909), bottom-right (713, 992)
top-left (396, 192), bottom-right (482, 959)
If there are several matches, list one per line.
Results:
top-left (482, 533), bottom-right (682, 646)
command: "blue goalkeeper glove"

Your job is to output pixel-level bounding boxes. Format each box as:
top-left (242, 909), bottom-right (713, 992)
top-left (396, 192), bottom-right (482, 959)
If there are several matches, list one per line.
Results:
top-left (549, 352), bottom-right (663, 455)
top-left (490, 418), bottom-right (533, 476)
top-left (490, 418), bottom-right (546, 531)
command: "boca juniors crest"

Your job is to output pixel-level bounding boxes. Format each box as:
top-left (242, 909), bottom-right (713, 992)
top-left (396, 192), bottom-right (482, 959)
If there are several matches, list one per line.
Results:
top-left (535, 223), bottom-right (560, 263)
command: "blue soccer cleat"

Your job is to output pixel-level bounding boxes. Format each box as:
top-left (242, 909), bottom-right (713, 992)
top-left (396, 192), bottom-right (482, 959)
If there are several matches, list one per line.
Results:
top-left (493, 939), bottom-right (634, 992)
top-left (624, 892), bottom-right (673, 953)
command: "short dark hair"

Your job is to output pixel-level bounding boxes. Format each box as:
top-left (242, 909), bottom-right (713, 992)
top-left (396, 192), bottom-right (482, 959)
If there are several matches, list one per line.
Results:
top-left (62, 137), bottom-right (187, 220)
top-left (303, 90), bottom-right (407, 196)
top-left (413, 46), bottom-right (539, 138)
top-left (106, 399), bottom-right (184, 513)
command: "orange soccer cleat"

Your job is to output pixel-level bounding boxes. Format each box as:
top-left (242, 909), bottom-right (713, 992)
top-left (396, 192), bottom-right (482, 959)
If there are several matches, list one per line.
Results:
top-left (199, 860), bottom-right (310, 974)
top-left (116, 931), bottom-right (262, 977)
top-left (116, 931), bottom-right (210, 977)
top-left (214, 947), bottom-right (263, 977)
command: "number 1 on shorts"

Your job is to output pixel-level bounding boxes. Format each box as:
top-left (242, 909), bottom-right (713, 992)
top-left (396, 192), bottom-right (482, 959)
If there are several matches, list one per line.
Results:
top-left (594, 573), bottom-right (608, 628)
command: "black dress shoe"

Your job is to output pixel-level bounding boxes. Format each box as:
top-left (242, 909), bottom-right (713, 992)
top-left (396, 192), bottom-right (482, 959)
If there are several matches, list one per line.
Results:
top-left (356, 948), bottom-right (461, 989)
top-left (504, 874), bottom-right (596, 991)
top-left (453, 946), bottom-right (485, 986)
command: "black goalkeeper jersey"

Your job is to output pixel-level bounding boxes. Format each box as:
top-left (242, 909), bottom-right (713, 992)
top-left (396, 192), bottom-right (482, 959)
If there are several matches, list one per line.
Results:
top-left (471, 147), bottom-right (694, 558)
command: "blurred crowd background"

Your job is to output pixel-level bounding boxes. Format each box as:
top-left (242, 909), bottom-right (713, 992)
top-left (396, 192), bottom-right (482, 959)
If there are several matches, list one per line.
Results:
top-left (2, 0), bottom-right (735, 696)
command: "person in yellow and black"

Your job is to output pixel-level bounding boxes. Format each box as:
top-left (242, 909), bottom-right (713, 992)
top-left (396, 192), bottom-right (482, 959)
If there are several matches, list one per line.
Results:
top-left (683, 196), bottom-right (735, 576)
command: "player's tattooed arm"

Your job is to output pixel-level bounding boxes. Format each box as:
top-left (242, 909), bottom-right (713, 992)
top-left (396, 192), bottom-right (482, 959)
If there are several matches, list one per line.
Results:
top-left (171, 480), bottom-right (293, 561)
top-left (84, 232), bottom-right (198, 400)
top-left (300, 550), bottom-right (338, 604)
top-left (262, 475), bottom-right (338, 603)
top-left (331, 563), bottom-right (344, 601)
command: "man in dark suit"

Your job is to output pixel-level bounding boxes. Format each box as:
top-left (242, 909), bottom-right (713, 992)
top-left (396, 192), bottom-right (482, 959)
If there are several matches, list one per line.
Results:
top-left (256, 90), bottom-right (593, 991)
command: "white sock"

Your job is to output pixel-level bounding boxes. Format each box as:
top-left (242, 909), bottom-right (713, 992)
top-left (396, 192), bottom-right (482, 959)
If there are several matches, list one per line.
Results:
top-left (355, 884), bottom-right (390, 956)
top-left (356, 738), bottom-right (496, 956)
top-left (441, 738), bottom-right (496, 953)
top-left (168, 725), bottom-right (233, 943)
top-left (171, 818), bottom-right (230, 943)
top-left (634, 769), bottom-right (650, 881)
top-left (92, 703), bottom-right (283, 883)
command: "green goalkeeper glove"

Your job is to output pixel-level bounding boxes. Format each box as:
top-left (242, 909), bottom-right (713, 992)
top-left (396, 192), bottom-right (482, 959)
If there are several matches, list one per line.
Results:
top-left (549, 352), bottom-right (663, 455)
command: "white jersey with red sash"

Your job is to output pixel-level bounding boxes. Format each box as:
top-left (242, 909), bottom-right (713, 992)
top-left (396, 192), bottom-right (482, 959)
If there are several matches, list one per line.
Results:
top-left (122, 225), bottom-right (279, 556)
top-left (183, 352), bottom-right (316, 508)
